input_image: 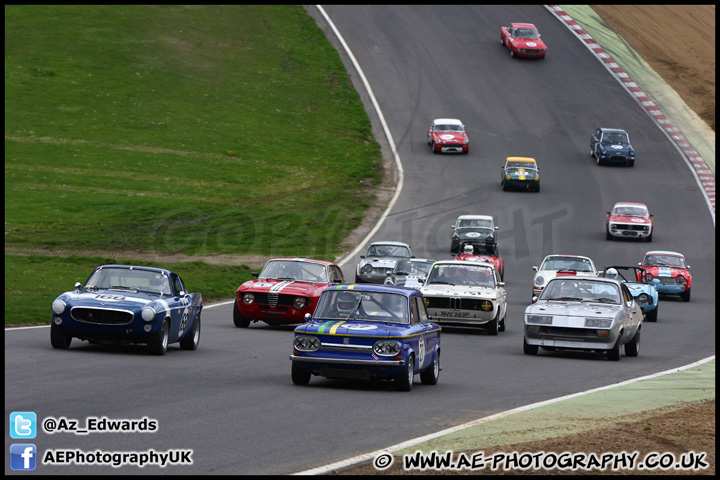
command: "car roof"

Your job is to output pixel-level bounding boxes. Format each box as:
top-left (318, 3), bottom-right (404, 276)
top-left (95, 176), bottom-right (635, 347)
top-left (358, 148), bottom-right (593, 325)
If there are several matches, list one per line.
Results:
top-left (432, 259), bottom-right (498, 270)
top-left (612, 202), bottom-right (648, 208)
top-left (328, 283), bottom-right (420, 297)
top-left (457, 214), bottom-right (494, 221)
top-left (97, 264), bottom-right (170, 274)
top-left (644, 250), bottom-right (684, 257)
top-left (265, 257), bottom-right (336, 267)
top-left (542, 254), bottom-right (594, 261)
top-left (546, 276), bottom-right (621, 286)
top-left (511, 22), bottom-right (537, 29)
top-left (599, 128), bottom-right (628, 133)
top-left (505, 156), bottom-right (536, 163)
top-left (433, 118), bottom-right (463, 125)
top-left (368, 241), bottom-right (411, 247)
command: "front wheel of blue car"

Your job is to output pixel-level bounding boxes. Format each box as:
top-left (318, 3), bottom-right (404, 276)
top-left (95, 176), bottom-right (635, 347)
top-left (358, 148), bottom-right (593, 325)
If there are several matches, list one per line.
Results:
top-left (645, 304), bottom-right (658, 322)
top-left (50, 323), bottom-right (72, 349)
top-left (148, 319), bottom-right (169, 355)
top-left (180, 315), bottom-right (201, 350)
top-left (420, 351), bottom-right (440, 386)
top-left (395, 354), bottom-right (414, 391)
top-left (291, 362), bottom-right (311, 385)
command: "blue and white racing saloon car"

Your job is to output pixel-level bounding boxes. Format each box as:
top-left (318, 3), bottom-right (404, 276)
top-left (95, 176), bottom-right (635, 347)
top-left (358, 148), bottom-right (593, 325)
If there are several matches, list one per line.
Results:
top-left (289, 284), bottom-right (441, 391)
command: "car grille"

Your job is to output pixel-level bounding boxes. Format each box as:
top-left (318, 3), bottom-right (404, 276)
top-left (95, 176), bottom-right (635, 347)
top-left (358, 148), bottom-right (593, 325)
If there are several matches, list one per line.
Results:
top-left (252, 293), bottom-right (307, 309)
top-left (656, 276), bottom-right (679, 285)
top-left (425, 297), bottom-right (493, 311)
top-left (71, 307), bottom-right (134, 325)
top-left (612, 223), bottom-right (649, 231)
top-left (608, 155), bottom-right (629, 161)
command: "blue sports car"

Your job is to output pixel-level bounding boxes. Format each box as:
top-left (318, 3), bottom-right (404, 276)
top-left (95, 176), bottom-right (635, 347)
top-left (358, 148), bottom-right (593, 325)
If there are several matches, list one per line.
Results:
top-left (289, 284), bottom-right (441, 391)
top-left (604, 266), bottom-right (659, 322)
top-left (51, 265), bottom-right (202, 355)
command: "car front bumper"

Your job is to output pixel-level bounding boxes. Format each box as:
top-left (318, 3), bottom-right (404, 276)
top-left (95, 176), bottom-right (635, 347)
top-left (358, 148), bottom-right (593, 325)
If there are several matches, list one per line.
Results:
top-left (524, 325), bottom-right (619, 351)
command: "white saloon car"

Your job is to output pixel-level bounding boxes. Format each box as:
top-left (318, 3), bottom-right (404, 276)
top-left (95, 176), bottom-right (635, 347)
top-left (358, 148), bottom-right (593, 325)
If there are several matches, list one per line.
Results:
top-left (523, 276), bottom-right (643, 361)
top-left (420, 260), bottom-right (507, 335)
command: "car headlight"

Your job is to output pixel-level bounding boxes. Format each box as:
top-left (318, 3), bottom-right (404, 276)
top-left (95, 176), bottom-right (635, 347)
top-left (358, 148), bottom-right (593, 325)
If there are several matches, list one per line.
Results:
top-left (51, 299), bottom-right (66, 315)
top-left (535, 275), bottom-right (545, 286)
top-left (464, 139), bottom-right (469, 144)
top-left (533, 175), bottom-right (539, 181)
top-left (242, 293), bottom-right (255, 305)
top-left (373, 340), bottom-right (401, 356)
top-left (505, 175), bottom-right (511, 181)
top-left (293, 297), bottom-right (307, 309)
top-left (585, 318), bottom-right (613, 328)
top-left (362, 264), bottom-right (373, 274)
top-left (141, 306), bottom-right (156, 322)
top-left (637, 293), bottom-right (650, 304)
top-left (675, 275), bottom-right (686, 284)
top-left (294, 335), bottom-right (320, 352)
top-left (526, 314), bottom-right (553, 325)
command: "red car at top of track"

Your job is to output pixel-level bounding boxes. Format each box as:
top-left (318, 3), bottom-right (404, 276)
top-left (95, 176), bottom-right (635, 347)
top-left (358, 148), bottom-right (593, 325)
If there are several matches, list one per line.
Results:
top-left (500, 22), bottom-right (547, 58)
top-left (233, 258), bottom-right (345, 328)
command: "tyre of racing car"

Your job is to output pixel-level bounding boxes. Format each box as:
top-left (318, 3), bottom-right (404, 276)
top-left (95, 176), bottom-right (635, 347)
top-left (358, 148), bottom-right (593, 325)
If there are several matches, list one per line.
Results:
top-left (395, 354), bottom-right (414, 391)
top-left (625, 329), bottom-right (640, 357)
top-left (420, 350), bottom-right (440, 386)
top-left (233, 301), bottom-right (250, 328)
top-left (291, 362), bottom-right (311, 385)
top-left (180, 314), bottom-right (201, 350)
top-left (147, 318), bottom-right (169, 355)
top-left (50, 323), bottom-right (72, 349)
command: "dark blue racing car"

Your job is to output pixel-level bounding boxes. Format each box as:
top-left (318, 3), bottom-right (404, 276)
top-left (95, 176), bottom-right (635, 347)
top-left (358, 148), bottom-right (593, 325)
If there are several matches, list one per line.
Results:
top-left (289, 284), bottom-right (441, 391)
top-left (591, 127), bottom-right (635, 166)
top-left (50, 264), bottom-right (202, 355)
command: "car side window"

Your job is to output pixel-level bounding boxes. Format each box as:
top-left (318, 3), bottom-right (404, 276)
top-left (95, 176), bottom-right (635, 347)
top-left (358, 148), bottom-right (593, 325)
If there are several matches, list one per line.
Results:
top-left (416, 297), bottom-right (431, 323)
top-left (172, 275), bottom-right (184, 296)
top-left (409, 298), bottom-right (419, 325)
top-left (621, 284), bottom-right (633, 304)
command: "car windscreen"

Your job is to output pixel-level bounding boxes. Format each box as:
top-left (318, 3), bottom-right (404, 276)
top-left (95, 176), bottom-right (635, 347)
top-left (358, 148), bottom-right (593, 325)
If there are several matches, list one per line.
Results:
top-left (643, 255), bottom-right (685, 268)
top-left (259, 260), bottom-right (327, 283)
top-left (436, 124), bottom-right (464, 132)
top-left (612, 206), bottom-right (648, 217)
top-left (540, 279), bottom-right (620, 304)
top-left (540, 257), bottom-right (595, 272)
top-left (396, 260), bottom-right (434, 275)
top-left (314, 290), bottom-right (409, 323)
top-left (426, 264), bottom-right (495, 287)
top-left (85, 267), bottom-right (172, 295)
top-left (367, 245), bottom-right (410, 257)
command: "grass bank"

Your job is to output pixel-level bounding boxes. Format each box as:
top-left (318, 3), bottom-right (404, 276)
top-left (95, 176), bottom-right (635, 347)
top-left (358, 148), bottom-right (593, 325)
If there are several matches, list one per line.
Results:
top-left (5, 5), bottom-right (382, 324)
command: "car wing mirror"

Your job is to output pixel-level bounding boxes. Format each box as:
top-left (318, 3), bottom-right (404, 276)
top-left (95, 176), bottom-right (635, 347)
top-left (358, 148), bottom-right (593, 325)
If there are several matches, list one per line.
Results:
top-left (75, 282), bottom-right (82, 291)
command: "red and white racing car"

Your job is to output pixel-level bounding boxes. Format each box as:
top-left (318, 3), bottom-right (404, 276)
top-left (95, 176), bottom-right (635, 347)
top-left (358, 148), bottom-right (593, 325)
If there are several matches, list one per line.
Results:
top-left (427, 118), bottom-right (469, 154)
top-left (233, 258), bottom-right (345, 327)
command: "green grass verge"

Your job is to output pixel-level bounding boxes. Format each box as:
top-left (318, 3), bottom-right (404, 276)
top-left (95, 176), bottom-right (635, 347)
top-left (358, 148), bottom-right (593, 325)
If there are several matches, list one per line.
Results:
top-left (5, 5), bottom-right (382, 325)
